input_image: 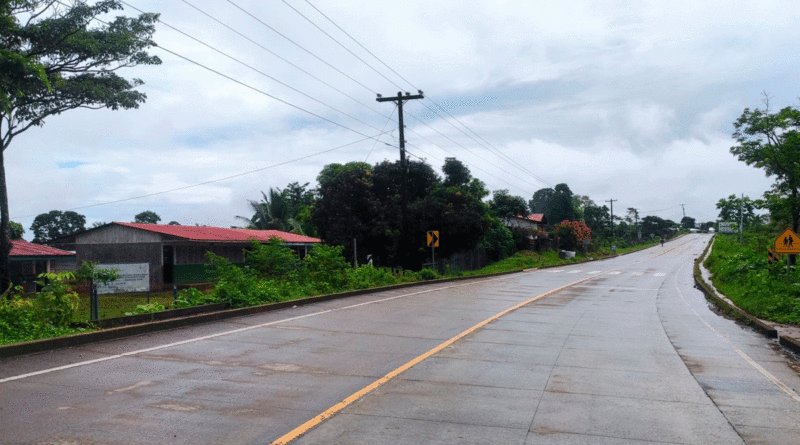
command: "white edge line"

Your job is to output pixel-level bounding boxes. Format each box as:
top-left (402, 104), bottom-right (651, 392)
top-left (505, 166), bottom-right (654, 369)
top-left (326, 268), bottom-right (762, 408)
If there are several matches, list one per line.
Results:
top-left (0, 274), bottom-right (523, 384)
top-left (675, 283), bottom-right (800, 403)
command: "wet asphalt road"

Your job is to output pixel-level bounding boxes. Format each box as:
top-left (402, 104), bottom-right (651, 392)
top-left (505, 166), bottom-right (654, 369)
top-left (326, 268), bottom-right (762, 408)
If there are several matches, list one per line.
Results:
top-left (2, 234), bottom-right (800, 444)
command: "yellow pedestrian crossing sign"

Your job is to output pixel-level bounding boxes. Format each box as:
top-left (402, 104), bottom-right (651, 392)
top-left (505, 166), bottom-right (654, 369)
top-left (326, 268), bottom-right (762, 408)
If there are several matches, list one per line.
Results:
top-left (775, 228), bottom-right (800, 254)
top-left (427, 231), bottom-right (439, 247)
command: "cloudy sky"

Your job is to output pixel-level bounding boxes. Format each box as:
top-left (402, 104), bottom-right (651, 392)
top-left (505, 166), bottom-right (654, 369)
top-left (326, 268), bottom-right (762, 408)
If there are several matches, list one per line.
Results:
top-left (8, 0), bottom-right (800, 236)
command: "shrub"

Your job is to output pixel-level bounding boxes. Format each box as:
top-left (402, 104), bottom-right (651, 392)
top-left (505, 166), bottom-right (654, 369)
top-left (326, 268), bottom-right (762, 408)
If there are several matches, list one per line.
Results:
top-left (173, 288), bottom-right (219, 308)
top-left (0, 272), bottom-right (90, 345)
top-left (304, 244), bottom-right (349, 292)
top-left (346, 266), bottom-right (397, 289)
top-left (125, 302), bottom-right (166, 316)
top-left (245, 238), bottom-right (302, 280)
top-left (416, 268), bottom-right (440, 281)
top-left (34, 272), bottom-right (81, 327)
top-left (553, 220), bottom-right (592, 251)
top-left (479, 217), bottom-right (515, 261)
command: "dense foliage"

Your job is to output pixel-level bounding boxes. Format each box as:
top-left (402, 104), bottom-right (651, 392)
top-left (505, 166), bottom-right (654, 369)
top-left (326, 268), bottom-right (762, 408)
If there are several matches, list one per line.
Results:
top-left (0, 0), bottom-right (160, 291)
top-left (0, 271), bottom-right (89, 345)
top-left (705, 232), bottom-right (800, 324)
top-left (29, 210), bottom-right (86, 243)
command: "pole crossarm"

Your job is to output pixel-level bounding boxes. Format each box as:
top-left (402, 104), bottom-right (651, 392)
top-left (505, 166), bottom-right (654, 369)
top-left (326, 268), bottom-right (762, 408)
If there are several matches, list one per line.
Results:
top-left (376, 92), bottom-right (424, 103)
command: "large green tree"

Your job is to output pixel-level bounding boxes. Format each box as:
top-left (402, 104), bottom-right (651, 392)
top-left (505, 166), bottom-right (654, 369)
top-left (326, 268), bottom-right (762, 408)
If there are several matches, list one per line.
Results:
top-left (312, 162), bottom-right (382, 264)
top-left (551, 183), bottom-right (576, 224)
top-left (489, 189), bottom-right (529, 220)
top-left (134, 210), bottom-right (161, 224)
top-left (529, 187), bottom-right (554, 221)
top-left (730, 98), bottom-right (800, 233)
top-left (0, 0), bottom-right (159, 290)
top-left (30, 210), bottom-right (85, 243)
top-left (716, 194), bottom-right (759, 228)
top-left (442, 157), bottom-right (471, 187)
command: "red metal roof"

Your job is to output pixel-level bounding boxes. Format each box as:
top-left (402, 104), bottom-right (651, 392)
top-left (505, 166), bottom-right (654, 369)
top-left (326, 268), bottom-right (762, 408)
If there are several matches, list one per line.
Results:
top-left (526, 214), bottom-right (546, 223)
top-left (114, 222), bottom-right (322, 244)
top-left (11, 240), bottom-right (75, 257)
top-left (510, 214), bottom-right (546, 223)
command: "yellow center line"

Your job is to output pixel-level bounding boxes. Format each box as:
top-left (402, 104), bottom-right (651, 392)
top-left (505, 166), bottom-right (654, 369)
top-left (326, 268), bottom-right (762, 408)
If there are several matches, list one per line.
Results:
top-left (270, 272), bottom-right (606, 444)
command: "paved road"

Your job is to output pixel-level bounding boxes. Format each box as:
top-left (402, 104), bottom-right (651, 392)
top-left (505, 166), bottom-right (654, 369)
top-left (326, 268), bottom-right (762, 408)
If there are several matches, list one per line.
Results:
top-left (2, 234), bottom-right (800, 444)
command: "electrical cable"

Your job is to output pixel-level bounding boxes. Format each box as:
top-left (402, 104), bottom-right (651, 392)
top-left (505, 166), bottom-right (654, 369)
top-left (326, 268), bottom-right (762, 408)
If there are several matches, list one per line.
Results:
top-left (365, 104), bottom-right (397, 162)
top-left (296, 0), bottom-right (552, 187)
top-left (179, 0), bottom-right (548, 194)
top-left (12, 130), bottom-right (396, 219)
top-left (121, 1), bottom-right (382, 134)
top-left (224, 0), bottom-right (376, 94)
top-left (406, 142), bottom-right (536, 197)
top-left (278, 0), bottom-right (404, 91)
top-left (178, 0), bottom-right (392, 121)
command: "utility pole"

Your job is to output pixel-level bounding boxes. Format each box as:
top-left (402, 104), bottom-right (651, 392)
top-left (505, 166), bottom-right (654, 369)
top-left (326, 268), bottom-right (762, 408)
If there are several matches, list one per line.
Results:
top-left (377, 91), bottom-right (424, 267)
top-left (606, 199), bottom-right (617, 238)
top-left (739, 193), bottom-right (744, 244)
top-left (680, 203), bottom-right (686, 219)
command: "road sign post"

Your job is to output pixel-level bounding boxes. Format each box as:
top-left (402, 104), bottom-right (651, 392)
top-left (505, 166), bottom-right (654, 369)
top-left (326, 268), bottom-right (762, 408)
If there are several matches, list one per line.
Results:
top-left (774, 229), bottom-right (800, 282)
top-left (427, 231), bottom-right (439, 267)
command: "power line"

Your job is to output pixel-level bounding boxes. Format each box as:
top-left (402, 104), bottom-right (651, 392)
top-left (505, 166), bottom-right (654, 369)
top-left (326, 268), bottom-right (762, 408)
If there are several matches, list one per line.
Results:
top-left (224, 0), bottom-right (376, 94)
top-left (121, 1), bottom-right (382, 134)
top-left (13, 131), bottom-right (396, 219)
top-left (366, 104), bottom-right (397, 162)
top-left (178, 0), bottom-right (392, 121)
top-left (279, 0), bottom-right (404, 91)
top-left (294, 0), bottom-right (551, 188)
top-left (183, 0), bottom-right (549, 193)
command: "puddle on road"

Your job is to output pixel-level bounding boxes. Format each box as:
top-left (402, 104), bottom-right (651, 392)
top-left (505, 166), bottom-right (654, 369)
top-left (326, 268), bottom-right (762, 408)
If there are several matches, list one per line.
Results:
top-left (151, 401), bottom-right (203, 412)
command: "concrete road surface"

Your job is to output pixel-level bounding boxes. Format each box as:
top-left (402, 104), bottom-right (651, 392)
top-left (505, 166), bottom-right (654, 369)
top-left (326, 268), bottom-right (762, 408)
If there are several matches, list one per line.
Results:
top-left (2, 234), bottom-right (800, 444)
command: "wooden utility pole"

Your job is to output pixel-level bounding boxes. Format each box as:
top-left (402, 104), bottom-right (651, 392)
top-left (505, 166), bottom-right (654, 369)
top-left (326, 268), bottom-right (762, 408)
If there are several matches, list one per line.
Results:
top-left (377, 91), bottom-right (424, 267)
top-left (606, 199), bottom-right (617, 237)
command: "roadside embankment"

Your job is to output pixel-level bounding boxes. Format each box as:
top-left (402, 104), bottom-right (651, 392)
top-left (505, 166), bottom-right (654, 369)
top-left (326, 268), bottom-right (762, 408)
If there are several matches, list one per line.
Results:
top-left (694, 235), bottom-right (800, 355)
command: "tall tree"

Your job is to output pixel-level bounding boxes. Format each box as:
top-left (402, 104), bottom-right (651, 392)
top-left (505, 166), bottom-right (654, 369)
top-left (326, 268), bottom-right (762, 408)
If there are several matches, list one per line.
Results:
top-left (530, 187), bottom-right (555, 222)
top-left (237, 188), bottom-right (302, 233)
top-left (134, 210), bottom-right (161, 224)
top-left (680, 216), bottom-right (696, 229)
top-left (442, 157), bottom-right (472, 187)
top-left (30, 210), bottom-right (85, 243)
top-left (551, 183), bottom-right (575, 224)
top-left (0, 0), bottom-right (159, 290)
top-left (641, 215), bottom-right (669, 238)
top-left (312, 162), bottom-right (382, 264)
top-left (8, 220), bottom-right (22, 239)
top-left (584, 204), bottom-right (610, 236)
top-left (716, 194), bottom-right (759, 228)
top-left (730, 96), bottom-right (800, 233)
top-left (489, 189), bottom-right (529, 220)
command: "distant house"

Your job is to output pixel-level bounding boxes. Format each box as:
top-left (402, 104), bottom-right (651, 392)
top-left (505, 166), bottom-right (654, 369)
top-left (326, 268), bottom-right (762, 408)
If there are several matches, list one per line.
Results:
top-left (503, 214), bottom-right (547, 231)
top-left (51, 222), bottom-right (321, 288)
top-left (10, 239), bottom-right (76, 292)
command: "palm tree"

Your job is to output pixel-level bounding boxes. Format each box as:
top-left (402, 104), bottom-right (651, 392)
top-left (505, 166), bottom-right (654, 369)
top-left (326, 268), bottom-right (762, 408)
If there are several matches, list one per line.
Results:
top-left (236, 188), bottom-right (304, 234)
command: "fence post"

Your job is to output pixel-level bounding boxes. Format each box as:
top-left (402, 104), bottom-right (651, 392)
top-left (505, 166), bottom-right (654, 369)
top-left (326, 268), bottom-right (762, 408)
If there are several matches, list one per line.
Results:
top-left (90, 279), bottom-right (99, 321)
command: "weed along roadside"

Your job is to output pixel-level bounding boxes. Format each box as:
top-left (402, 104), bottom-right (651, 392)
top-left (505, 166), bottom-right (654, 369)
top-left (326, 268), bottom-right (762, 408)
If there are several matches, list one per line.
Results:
top-left (696, 234), bottom-right (800, 356)
top-left (0, 238), bottom-right (662, 357)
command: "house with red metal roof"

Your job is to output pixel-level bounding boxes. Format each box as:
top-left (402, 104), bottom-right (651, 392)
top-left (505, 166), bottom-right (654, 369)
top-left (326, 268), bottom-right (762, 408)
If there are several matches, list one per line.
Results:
top-left (54, 222), bottom-right (321, 287)
top-left (10, 239), bottom-right (76, 291)
top-left (503, 214), bottom-right (547, 230)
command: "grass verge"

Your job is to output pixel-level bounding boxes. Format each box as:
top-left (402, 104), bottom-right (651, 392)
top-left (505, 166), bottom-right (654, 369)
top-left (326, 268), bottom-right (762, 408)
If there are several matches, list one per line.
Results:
top-left (704, 231), bottom-right (800, 325)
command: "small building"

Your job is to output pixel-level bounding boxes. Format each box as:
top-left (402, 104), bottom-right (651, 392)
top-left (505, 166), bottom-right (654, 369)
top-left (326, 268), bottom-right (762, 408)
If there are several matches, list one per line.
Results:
top-left (503, 214), bottom-right (547, 230)
top-left (10, 239), bottom-right (76, 292)
top-left (54, 223), bottom-right (321, 288)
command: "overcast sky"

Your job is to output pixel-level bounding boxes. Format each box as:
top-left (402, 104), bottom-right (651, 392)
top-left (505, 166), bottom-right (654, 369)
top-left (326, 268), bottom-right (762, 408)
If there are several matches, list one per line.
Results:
top-left (9, 0), bottom-right (800, 237)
